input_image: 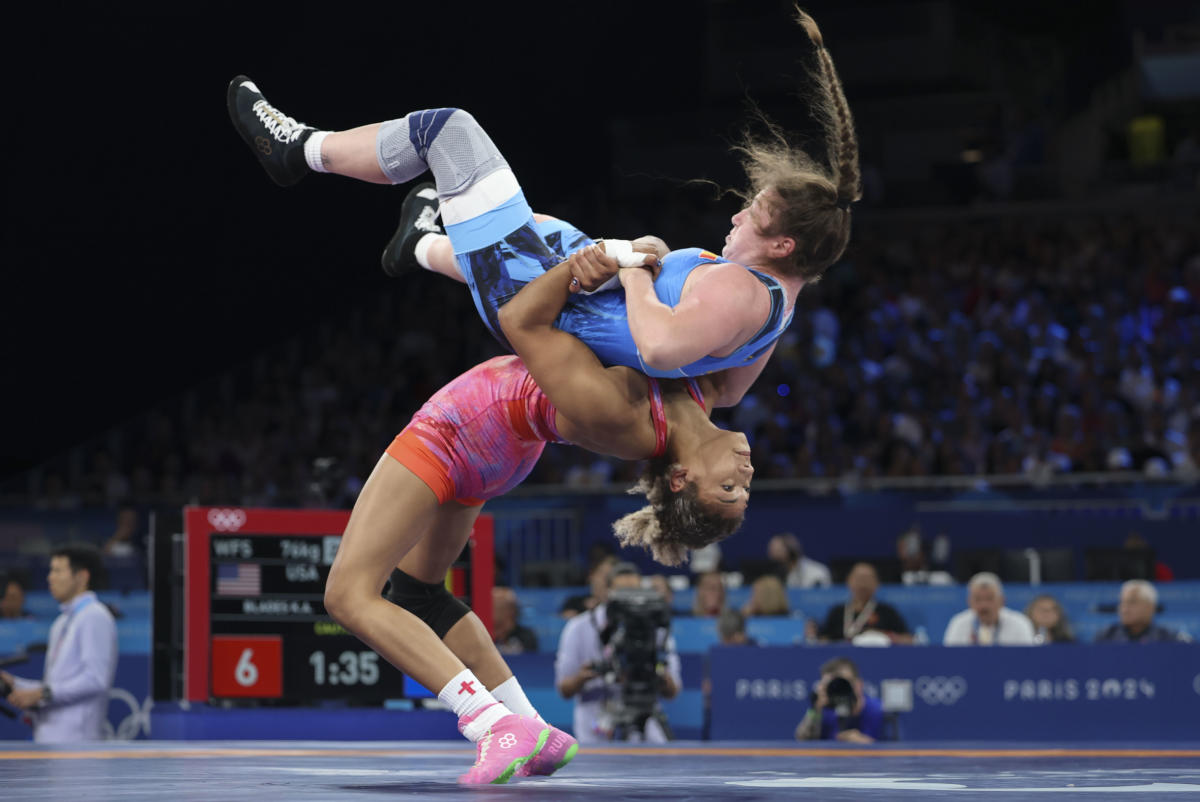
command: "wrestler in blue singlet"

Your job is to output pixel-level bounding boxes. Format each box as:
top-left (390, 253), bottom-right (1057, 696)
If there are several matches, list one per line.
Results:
top-left (375, 108), bottom-right (792, 378)
top-left (452, 196), bottom-right (791, 379)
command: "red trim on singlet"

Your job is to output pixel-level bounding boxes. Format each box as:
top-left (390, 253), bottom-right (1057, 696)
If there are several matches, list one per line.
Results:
top-left (647, 378), bottom-right (668, 458)
top-left (646, 377), bottom-right (708, 458)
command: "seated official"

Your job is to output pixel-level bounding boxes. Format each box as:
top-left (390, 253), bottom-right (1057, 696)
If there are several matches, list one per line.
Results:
top-left (491, 587), bottom-right (538, 654)
top-left (794, 657), bottom-right (883, 744)
top-left (717, 609), bottom-right (758, 646)
top-left (943, 572), bottom-right (1035, 646)
top-left (813, 562), bottom-right (911, 644)
top-left (1095, 580), bottom-right (1189, 643)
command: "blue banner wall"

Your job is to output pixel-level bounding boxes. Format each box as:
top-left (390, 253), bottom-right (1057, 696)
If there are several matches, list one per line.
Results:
top-left (709, 644), bottom-right (1200, 741)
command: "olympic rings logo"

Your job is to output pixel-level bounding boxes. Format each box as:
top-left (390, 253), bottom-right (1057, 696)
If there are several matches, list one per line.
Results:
top-left (497, 733), bottom-right (518, 749)
top-left (207, 508), bottom-right (247, 532)
top-left (104, 688), bottom-right (153, 740)
top-left (915, 675), bottom-right (968, 706)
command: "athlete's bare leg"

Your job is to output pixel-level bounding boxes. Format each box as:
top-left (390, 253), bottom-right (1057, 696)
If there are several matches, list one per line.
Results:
top-left (395, 502), bottom-right (514, 689)
top-left (324, 454), bottom-right (468, 691)
top-left (317, 123), bottom-right (391, 183)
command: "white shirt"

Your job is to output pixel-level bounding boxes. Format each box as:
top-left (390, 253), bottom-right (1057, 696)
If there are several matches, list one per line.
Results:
top-left (554, 603), bottom-right (681, 743)
top-left (901, 569), bottom-right (955, 586)
top-left (785, 557), bottom-right (832, 589)
top-left (12, 591), bottom-right (118, 743)
top-left (942, 607), bottom-right (1035, 646)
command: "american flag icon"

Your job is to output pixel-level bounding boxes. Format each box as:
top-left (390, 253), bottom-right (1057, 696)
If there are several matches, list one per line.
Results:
top-left (216, 563), bottom-right (261, 597)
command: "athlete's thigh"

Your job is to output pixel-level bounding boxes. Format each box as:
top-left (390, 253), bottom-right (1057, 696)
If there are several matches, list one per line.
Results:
top-left (396, 502), bottom-right (482, 585)
top-left (329, 454), bottom-right (442, 596)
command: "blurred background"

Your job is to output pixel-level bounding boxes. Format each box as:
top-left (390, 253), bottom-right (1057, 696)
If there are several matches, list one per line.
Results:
top-left (2, 0), bottom-right (1198, 743)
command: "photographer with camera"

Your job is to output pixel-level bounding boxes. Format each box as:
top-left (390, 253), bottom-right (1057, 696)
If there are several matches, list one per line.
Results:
top-left (794, 657), bottom-right (883, 744)
top-left (1, 544), bottom-right (117, 743)
top-left (555, 561), bottom-right (680, 743)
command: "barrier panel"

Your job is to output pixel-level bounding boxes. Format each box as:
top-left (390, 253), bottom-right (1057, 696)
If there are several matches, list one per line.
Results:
top-left (709, 643), bottom-right (1200, 741)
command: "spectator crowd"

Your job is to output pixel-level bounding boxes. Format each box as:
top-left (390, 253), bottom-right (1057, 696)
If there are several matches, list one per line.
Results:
top-left (13, 209), bottom-right (1200, 511)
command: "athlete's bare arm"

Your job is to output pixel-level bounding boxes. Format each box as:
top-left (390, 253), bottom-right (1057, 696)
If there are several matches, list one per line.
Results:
top-left (702, 342), bottom-right (777, 408)
top-left (566, 236), bottom-right (670, 292)
top-left (619, 262), bottom-right (769, 371)
top-left (497, 258), bottom-right (659, 460)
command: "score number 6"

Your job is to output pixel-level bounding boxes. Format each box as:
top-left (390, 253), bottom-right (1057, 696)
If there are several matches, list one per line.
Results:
top-left (235, 648), bottom-right (259, 687)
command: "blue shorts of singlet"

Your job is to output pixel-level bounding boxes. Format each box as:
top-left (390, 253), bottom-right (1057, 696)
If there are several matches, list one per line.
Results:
top-left (446, 191), bottom-right (594, 350)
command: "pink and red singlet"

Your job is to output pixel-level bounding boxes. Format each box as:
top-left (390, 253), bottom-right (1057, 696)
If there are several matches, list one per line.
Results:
top-left (386, 356), bottom-right (565, 504)
top-left (385, 355), bottom-right (705, 504)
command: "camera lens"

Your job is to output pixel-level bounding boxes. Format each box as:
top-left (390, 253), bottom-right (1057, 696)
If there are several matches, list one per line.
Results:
top-left (826, 676), bottom-right (856, 715)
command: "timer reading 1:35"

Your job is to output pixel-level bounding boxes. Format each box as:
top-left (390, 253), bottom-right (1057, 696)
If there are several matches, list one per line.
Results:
top-left (308, 650), bottom-right (380, 686)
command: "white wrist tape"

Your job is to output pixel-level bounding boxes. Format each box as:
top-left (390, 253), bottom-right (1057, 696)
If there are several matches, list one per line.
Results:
top-left (576, 239), bottom-right (644, 295)
top-left (602, 239), bottom-right (646, 268)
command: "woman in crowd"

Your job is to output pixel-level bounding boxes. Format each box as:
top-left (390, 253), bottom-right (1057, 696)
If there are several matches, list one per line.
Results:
top-left (1026, 594), bottom-right (1076, 643)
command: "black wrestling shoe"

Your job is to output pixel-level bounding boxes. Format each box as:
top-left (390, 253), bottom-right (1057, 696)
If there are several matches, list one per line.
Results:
top-left (381, 182), bottom-right (443, 277)
top-left (226, 75), bottom-right (313, 187)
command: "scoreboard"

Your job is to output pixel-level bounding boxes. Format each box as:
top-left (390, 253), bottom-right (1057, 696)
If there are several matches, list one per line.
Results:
top-left (183, 506), bottom-right (493, 703)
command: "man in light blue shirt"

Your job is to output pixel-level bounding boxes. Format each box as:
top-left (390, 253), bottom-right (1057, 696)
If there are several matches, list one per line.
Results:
top-left (555, 562), bottom-right (681, 743)
top-left (2, 544), bottom-right (117, 743)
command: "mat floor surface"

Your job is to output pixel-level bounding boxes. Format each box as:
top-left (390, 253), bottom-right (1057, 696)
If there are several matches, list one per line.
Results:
top-left (2, 741), bottom-right (1199, 801)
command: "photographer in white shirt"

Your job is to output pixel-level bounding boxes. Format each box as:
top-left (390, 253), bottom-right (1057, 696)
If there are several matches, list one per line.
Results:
top-left (555, 562), bottom-right (681, 743)
top-left (2, 544), bottom-right (117, 742)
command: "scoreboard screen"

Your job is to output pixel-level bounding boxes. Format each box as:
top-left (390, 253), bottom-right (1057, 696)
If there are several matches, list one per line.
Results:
top-left (183, 506), bottom-right (493, 703)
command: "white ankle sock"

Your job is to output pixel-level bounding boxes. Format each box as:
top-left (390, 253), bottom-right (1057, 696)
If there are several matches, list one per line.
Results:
top-left (490, 675), bottom-right (540, 720)
top-left (304, 130), bottom-right (331, 173)
top-left (439, 669), bottom-right (510, 741)
top-left (413, 233), bottom-right (440, 271)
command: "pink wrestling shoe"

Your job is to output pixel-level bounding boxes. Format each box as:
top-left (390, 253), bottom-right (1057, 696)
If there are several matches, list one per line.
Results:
top-left (457, 708), bottom-right (550, 785)
top-left (518, 721), bottom-right (579, 777)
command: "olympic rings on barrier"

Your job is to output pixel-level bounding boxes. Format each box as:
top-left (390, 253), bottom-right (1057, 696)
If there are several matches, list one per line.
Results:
top-left (915, 675), bottom-right (968, 706)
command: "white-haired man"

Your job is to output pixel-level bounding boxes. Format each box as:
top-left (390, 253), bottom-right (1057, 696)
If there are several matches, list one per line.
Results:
top-left (1095, 580), bottom-right (1187, 643)
top-left (943, 572), bottom-right (1035, 646)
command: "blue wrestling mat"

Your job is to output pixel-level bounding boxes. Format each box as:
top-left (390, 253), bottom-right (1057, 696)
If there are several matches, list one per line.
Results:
top-left (2, 741), bottom-right (1199, 800)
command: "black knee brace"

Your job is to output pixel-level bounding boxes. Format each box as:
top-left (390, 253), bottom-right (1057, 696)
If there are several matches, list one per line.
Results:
top-left (382, 568), bottom-right (472, 639)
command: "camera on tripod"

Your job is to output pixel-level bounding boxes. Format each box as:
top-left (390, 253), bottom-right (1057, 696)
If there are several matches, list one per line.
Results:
top-left (594, 586), bottom-right (673, 740)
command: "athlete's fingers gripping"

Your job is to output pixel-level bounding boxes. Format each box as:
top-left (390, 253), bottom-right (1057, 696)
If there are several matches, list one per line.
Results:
top-left (568, 244), bottom-right (621, 292)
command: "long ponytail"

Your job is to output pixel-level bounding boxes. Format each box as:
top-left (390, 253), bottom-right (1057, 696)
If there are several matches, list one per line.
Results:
top-left (736, 6), bottom-right (861, 281)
